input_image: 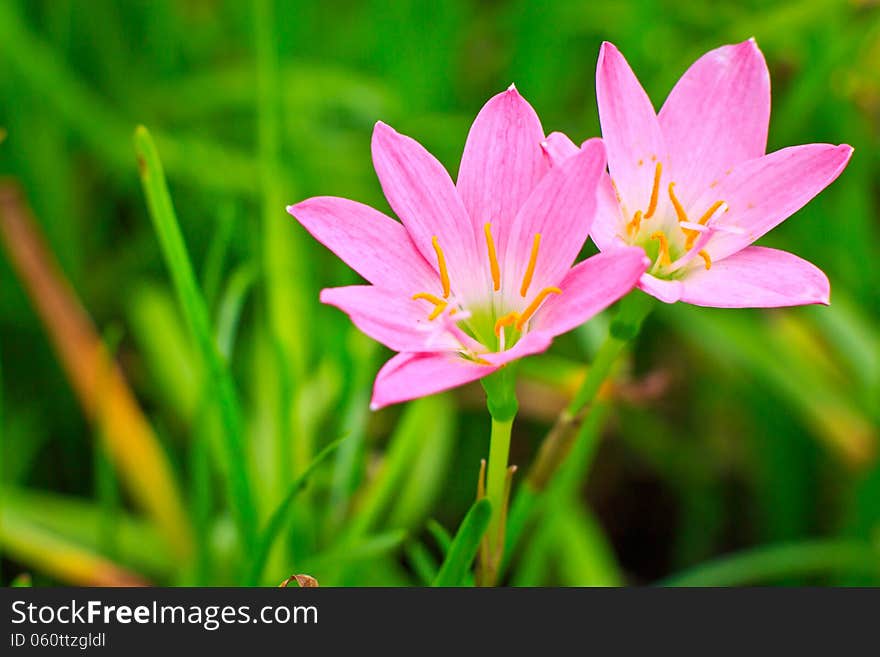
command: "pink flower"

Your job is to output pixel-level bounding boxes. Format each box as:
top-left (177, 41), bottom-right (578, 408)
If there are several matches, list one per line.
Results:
top-left (288, 87), bottom-right (648, 409)
top-left (558, 40), bottom-right (853, 307)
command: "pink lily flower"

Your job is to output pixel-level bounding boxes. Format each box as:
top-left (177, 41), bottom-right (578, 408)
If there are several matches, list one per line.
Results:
top-left (287, 87), bottom-right (648, 409)
top-left (553, 40), bottom-right (853, 307)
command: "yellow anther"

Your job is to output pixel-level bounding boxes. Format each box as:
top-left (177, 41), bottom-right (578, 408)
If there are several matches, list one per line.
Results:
top-left (515, 286), bottom-right (562, 331)
top-left (697, 200), bottom-right (725, 227)
top-left (520, 234), bottom-right (542, 297)
top-left (494, 312), bottom-right (520, 337)
top-left (412, 292), bottom-right (448, 320)
top-left (650, 231), bottom-right (672, 267)
top-left (668, 182), bottom-right (688, 224)
top-left (484, 222), bottom-right (501, 291)
top-left (684, 200), bottom-right (726, 249)
top-left (644, 161), bottom-right (662, 219)
top-left (698, 250), bottom-right (712, 270)
top-left (626, 210), bottom-right (643, 237)
top-left (431, 235), bottom-right (451, 298)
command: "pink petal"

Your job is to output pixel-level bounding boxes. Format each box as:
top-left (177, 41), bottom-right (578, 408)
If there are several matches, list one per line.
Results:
top-left (678, 246), bottom-right (830, 308)
top-left (370, 352), bottom-right (495, 410)
top-left (596, 42), bottom-right (667, 220)
top-left (535, 248), bottom-right (649, 336)
top-left (369, 330), bottom-right (555, 409)
top-left (457, 86), bottom-right (548, 260)
top-left (287, 196), bottom-right (438, 294)
top-left (637, 273), bottom-right (683, 303)
top-left (590, 172), bottom-right (628, 252)
top-left (699, 143), bottom-right (853, 260)
top-left (480, 330), bottom-right (554, 366)
top-left (320, 286), bottom-right (460, 352)
top-left (658, 40), bottom-right (770, 208)
top-left (542, 131), bottom-right (579, 167)
top-left (371, 122), bottom-right (483, 298)
top-left (503, 139), bottom-right (607, 300)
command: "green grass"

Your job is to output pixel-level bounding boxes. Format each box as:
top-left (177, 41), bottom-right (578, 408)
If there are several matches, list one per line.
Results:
top-left (0, 0), bottom-right (878, 587)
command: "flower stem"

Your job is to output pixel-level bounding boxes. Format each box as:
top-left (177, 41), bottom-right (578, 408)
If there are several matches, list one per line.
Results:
top-left (522, 292), bottom-right (655, 510)
top-left (479, 367), bottom-right (519, 585)
top-left (486, 415), bottom-right (513, 543)
top-left (569, 290), bottom-right (655, 416)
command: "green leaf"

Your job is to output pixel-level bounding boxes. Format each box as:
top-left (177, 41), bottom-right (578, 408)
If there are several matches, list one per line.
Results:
top-left (432, 499), bottom-right (492, 587)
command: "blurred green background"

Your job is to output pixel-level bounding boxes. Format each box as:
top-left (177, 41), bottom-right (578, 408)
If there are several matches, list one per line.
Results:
top-left (0, 0), bottom-right (878, 586)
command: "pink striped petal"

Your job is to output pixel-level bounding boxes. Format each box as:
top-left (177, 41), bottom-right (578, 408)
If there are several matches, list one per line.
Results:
top-left (659, 40), bottom-right (770, 209)
top-left (457, 86), bottom-right (548, 260)
top-left (370, 352), bottom-right (495, 410)
top-left (590, 172), bottom-right (628, 252)
top-left (535, 248), bottom-right (649, 336)
top-left (699, 143), bottom-right (853, 260)
top-left (596, 42), bottom-right (667, 221)
top-left (679, 246), bottom-right (830, 308)
top-left (287, 196), bottom-right (438, 294)
top-left (542, 131), bottom-right (579, 167)
top-left (503, 139), bottom-right (607, 300)
top-left (371, 122), bottom-right (483, 298)
top-left (320, 286), bottom-right (460, 352)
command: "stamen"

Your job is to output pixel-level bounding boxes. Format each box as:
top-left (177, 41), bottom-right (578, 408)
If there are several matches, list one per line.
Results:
top-left (520, 234), bottom-right (542, 297)
top-left (412, 292), bottom-right (448, 320)
top-left (494, 312), bottom-right (520, 337)
top-left (650, 232), bottom-right (672, 267)
top-left (515, 286), bottom-right (561, 331)
top-left (696, 200), bottom-right (725, 227)
top-left (667, 182), bottom-right (688, 223)
top-left (698, 250), bottom-right (712, 270)
top-left (626, 210), bottom-right (643, 238)
top-left (644, 161), bottom-right (662, 219)
top-left (685, 200), bottom-right (727, 249)
top-left (483, 222), bottom-right (501, 291)
top-left (431, 235), bottom-right (451, 298)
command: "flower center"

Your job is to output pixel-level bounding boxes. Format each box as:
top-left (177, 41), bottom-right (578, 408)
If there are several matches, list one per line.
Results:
top-left (410, 226), bottom-right (563, 353)
top-left (619, 159), bottom-right (725, 278)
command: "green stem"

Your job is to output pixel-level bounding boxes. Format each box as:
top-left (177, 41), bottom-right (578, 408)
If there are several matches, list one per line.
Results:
top-left (567, 290), bottom-right (655, 416)
top-left (479, 367), bottom-right (519, 584)
top-left (485, 415), bottom-right (513, 544)
top-left (566, 334), bottom-right (626, 416)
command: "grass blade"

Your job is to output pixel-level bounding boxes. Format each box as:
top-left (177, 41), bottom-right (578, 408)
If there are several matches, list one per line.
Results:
top-left (134, 125), bottom-right (257, 554)
top-left (244, 436), bottom-right (348, 585)
top-left (659, 540), bottom-right (880, 586)
top-left (432, 499), bottom-right (492, 587)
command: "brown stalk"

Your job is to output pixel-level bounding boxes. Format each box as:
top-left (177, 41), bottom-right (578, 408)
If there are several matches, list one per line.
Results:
top-left (0, 181), bottom-right (192, 559)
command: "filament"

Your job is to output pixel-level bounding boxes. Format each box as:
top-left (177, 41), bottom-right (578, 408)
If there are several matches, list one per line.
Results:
top-left (698, 250), bottom-right (712, 270)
